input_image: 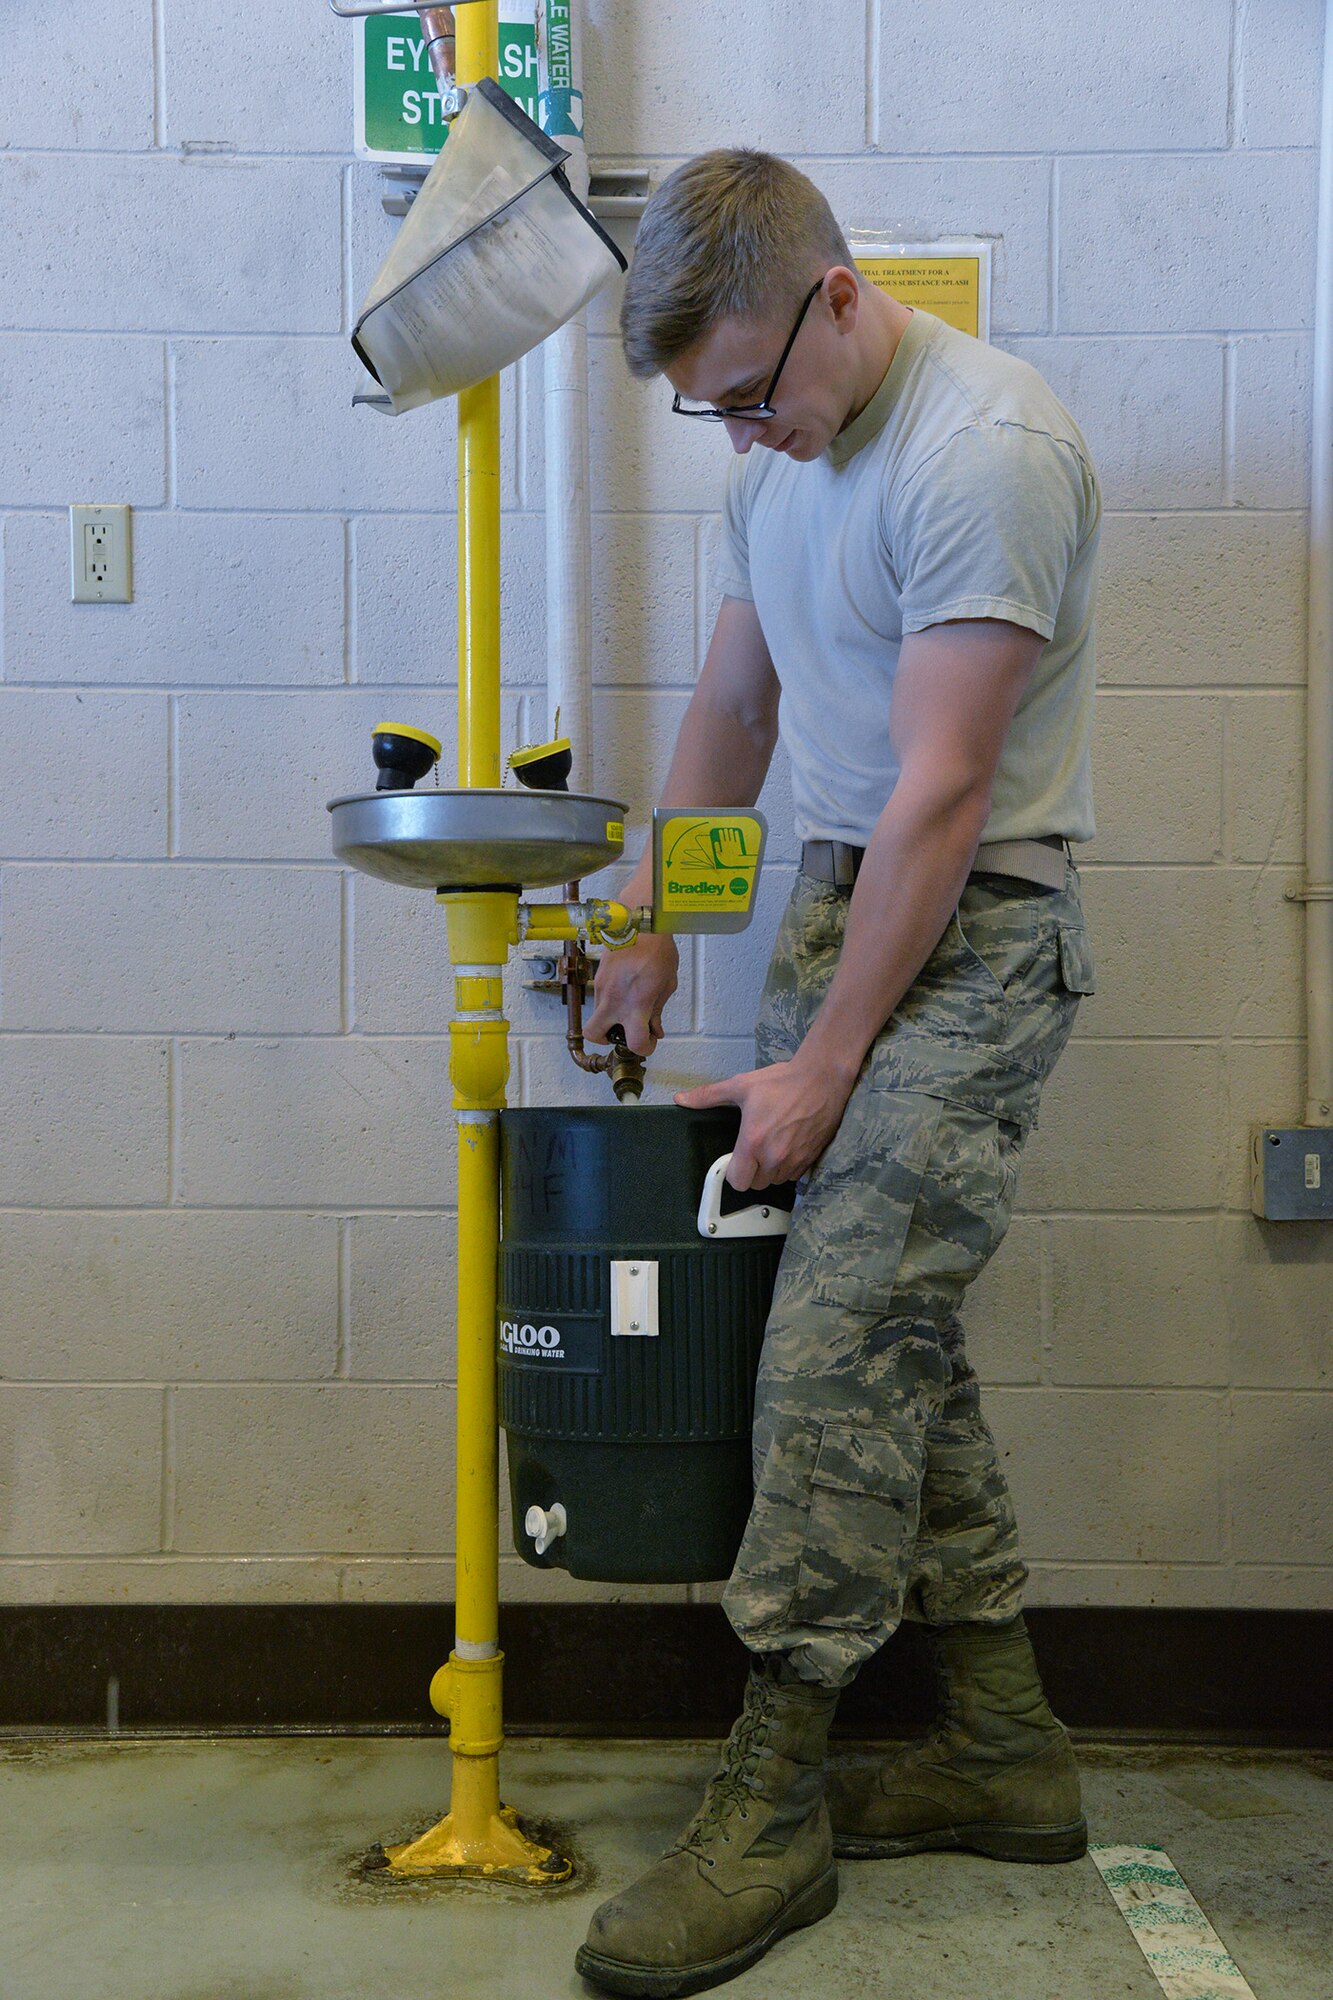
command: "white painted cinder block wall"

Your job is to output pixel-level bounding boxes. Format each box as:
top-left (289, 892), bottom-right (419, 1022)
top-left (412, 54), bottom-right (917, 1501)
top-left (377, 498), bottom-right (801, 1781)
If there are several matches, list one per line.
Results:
top-left (1, 0), bottom-right (1330, 1612)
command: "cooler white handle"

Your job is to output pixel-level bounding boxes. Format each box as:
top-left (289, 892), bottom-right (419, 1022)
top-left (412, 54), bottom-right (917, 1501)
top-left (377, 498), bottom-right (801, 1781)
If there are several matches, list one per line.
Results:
top-left (696, 1153), bottom-right (794, 1241)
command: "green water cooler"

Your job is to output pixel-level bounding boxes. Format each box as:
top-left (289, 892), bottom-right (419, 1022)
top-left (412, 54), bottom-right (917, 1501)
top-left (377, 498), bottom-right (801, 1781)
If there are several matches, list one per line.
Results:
top-left (498, 1107), bottom-right (794, 1583)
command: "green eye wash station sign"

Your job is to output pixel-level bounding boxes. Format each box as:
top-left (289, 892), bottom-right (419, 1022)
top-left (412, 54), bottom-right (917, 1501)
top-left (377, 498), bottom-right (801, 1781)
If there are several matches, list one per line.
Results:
top-left (356, 1), bottom-right (546, 162)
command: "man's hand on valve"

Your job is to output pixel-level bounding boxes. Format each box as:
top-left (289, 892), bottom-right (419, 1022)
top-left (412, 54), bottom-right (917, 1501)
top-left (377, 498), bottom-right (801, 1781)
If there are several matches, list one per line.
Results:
top-left (585, 931), bottom-right (680, 1057)
top-left (676, 1046), bottom-right (858, 1189)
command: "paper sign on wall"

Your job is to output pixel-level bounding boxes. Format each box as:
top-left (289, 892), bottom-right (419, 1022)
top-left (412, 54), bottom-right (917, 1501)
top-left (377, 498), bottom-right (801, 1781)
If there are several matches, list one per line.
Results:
top-left (853, 240), bottom-right (992, 342)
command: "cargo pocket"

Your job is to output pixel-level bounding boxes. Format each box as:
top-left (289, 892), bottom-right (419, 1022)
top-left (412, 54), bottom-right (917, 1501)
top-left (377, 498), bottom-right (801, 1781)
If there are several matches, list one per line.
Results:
top-left (807, 1090), bottom-right (944, 1313)
top-left (894, 913), bottom-right (1009, 1045)
top-left (1057, 922), bottom-right (1097, 996)
top-left (888, 1103), bottom-right (1024, 1319)
top-left (792, 1422), bottom-right (926, 1630)
top-left (895, 887), bottom-right (1044, 1048)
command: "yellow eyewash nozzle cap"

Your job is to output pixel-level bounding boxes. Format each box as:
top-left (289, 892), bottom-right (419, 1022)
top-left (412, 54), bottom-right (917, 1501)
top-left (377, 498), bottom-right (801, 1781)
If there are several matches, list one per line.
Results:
top-left (509, 736), bottom-right (572, 769)
top-left (373, 721), bottom-right (442, 757)
top-left (371, 721), bottom-right (442, 792)
top-left (509, 737), bottom-right (573, 793)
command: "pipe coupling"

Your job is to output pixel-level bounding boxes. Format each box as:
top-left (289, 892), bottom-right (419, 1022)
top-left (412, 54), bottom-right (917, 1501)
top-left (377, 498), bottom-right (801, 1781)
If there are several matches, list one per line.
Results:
top-left (429, 1652), bottom-right (505, 1757)
top-left (450, 1016), bottom-right (509, 1109)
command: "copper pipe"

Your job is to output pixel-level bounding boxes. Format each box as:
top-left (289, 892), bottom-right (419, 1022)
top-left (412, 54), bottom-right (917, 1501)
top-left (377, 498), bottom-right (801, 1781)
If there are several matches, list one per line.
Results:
top-left (563, 877), bottom-right (605, 1075)
top-left (561, 878), bottom-right (646, 1101)
top-left (420, 6), bottom-right (457, 96)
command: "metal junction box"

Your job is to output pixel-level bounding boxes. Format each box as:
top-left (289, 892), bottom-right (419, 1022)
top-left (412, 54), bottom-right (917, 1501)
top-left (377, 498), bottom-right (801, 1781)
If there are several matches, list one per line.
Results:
top-left (1250, 1125), bottom-right (1333, 1220)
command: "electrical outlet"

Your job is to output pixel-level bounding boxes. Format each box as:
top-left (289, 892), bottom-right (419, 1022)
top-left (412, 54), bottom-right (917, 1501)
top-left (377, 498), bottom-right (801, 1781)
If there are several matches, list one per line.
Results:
top-left (70, 503), bottom-right (132, 603)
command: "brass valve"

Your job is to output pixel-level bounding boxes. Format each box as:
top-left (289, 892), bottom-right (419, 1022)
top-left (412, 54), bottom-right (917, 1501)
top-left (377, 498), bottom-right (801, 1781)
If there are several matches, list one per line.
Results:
top-left (604, 1027), bottom-right (646, 1104)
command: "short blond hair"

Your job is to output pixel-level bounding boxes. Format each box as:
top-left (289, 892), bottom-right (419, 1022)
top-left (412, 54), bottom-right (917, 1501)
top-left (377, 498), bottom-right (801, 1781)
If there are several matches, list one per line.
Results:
top-left (620, 150), bottom-right (853, 379)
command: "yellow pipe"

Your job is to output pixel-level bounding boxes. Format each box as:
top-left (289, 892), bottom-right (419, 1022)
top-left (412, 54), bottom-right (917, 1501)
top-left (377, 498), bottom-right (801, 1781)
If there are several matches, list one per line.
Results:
top-left (378, 7), bottom-right (566, 1879)
top-left (458, 2), bottom-right (498, 118)
top-left (441, 896), bottom-right (510, 1734)
top-left (455, 0), bottom-right (503, 791)
top-left (521, 905), bottom-right (581, 942)
top-left (458, 376), bottom-right (501, 787)
top-left (453, 1097), bottom-right (502, 1664)
top-left (453, 0), bottom-right (503, 1750)
top-left (384, 911), bottom-right (567, 1877)
top-left (438, 890), bottom-right (518, 960)
top-left (440, 894), bottom-right (639, 950)
top-left (522, 899), bottom-right (635, 943)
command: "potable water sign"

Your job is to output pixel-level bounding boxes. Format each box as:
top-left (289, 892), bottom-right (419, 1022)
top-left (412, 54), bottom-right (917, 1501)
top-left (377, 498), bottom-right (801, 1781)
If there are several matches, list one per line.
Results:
top-left (356, 0), bottom-right (539, 162)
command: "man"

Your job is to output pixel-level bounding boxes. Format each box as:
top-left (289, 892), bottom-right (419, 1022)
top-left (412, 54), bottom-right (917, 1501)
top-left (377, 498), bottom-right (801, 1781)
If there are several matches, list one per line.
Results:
top-left (577, 149), bottom-right (1099, 1999)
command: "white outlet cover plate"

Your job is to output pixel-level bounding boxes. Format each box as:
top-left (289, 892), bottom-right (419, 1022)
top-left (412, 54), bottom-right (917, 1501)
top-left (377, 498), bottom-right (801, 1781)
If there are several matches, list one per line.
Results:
top-left (70, 503), bottom-right (132, 603)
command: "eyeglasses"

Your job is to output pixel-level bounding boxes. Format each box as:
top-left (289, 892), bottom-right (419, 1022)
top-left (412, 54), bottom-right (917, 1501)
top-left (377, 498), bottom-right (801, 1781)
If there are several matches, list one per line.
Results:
top-left (671, 278), bottom-right (823, 423)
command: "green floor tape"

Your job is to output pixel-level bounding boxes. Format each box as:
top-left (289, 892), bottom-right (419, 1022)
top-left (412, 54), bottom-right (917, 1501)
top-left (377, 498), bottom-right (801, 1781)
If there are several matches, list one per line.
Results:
top-left (1090, 1844), bottom-right (1258, 2000)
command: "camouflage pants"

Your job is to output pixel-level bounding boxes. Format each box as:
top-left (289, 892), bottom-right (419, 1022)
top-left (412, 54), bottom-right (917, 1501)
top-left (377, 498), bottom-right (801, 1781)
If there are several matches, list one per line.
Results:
top-left (724, 863), bottom-right (1096, 1688)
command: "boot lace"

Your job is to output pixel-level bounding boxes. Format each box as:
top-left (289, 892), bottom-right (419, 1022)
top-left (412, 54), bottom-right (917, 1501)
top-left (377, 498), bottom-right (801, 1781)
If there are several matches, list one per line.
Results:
top-left (912, 1647), bottom-right (965, 1760)
top-left (677, 1679), bottom-right (778, 1864)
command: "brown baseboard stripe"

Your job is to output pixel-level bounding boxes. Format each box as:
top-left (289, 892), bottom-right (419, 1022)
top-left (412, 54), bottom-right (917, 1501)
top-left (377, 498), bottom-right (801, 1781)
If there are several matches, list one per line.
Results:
top-left (0, 1605), bottom-right (1328, 1742)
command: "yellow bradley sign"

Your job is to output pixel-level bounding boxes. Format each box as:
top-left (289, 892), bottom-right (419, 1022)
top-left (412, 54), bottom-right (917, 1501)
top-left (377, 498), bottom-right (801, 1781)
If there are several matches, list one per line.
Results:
top-left (652, 810), bottom-right (767, 934)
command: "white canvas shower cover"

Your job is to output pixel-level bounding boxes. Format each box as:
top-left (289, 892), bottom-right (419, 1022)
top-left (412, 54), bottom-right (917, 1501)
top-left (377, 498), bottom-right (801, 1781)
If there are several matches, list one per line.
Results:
top-left (353, 78), bottom-right (625, 414)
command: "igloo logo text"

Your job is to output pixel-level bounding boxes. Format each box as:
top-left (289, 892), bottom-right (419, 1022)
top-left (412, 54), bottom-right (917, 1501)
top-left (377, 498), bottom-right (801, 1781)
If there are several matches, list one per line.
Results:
top-left (500, 1319), bottom-right (565, 1360)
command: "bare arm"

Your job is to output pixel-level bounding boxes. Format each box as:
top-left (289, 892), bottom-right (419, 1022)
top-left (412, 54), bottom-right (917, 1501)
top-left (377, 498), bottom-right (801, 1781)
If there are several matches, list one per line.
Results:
top-left (586, 596), bottom-right (780, 1052)
top-left (682, 618), bottom-right (1044, 1185)
top-left (612, 595), bottom-right (780, 906)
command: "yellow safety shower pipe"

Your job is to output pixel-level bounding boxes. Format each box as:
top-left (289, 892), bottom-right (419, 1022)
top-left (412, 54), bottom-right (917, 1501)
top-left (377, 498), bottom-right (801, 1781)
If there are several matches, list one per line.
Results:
top-left (381, 0), bottom-right (569, 1884)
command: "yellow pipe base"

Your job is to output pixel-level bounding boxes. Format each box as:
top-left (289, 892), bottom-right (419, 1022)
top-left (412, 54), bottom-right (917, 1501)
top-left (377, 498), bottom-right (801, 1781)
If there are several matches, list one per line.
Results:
top-left (379, 1803), bottom-right (573, 1884)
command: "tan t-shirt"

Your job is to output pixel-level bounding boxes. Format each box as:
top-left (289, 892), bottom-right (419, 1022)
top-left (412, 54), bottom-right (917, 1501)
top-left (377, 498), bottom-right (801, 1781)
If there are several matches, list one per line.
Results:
top-left (714, 308), bottom-right (1100, 847)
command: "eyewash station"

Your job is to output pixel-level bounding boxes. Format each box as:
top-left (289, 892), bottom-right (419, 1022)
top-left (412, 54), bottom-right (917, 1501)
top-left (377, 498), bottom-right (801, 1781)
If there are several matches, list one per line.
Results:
top-left (326, 0), bottom-right (793, 1887)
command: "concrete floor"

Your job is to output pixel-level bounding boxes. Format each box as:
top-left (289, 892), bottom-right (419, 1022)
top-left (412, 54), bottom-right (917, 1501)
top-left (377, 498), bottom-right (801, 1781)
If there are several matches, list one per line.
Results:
top-left (0, 1735), bottom-right (1329, 2000)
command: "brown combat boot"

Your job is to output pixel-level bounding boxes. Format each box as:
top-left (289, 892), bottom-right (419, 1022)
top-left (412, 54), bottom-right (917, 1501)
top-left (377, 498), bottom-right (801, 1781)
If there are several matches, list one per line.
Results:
top-left (827, 1615), bottom-right (1087, 1863)
top-left (575, 1658), bottom-right (840, 1998)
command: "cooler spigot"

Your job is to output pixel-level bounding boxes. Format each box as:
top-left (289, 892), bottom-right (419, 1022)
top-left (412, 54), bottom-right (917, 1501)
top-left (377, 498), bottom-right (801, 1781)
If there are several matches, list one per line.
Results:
top-left (525, 1502), bottom-right (567, 1556)
top-left (372, 722), bottom-right (442, 791)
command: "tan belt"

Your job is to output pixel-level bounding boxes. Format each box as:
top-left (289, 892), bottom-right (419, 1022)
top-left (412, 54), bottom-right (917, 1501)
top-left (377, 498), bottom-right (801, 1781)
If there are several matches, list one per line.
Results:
top-left (801, 834), bottom-right (1071, 892)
